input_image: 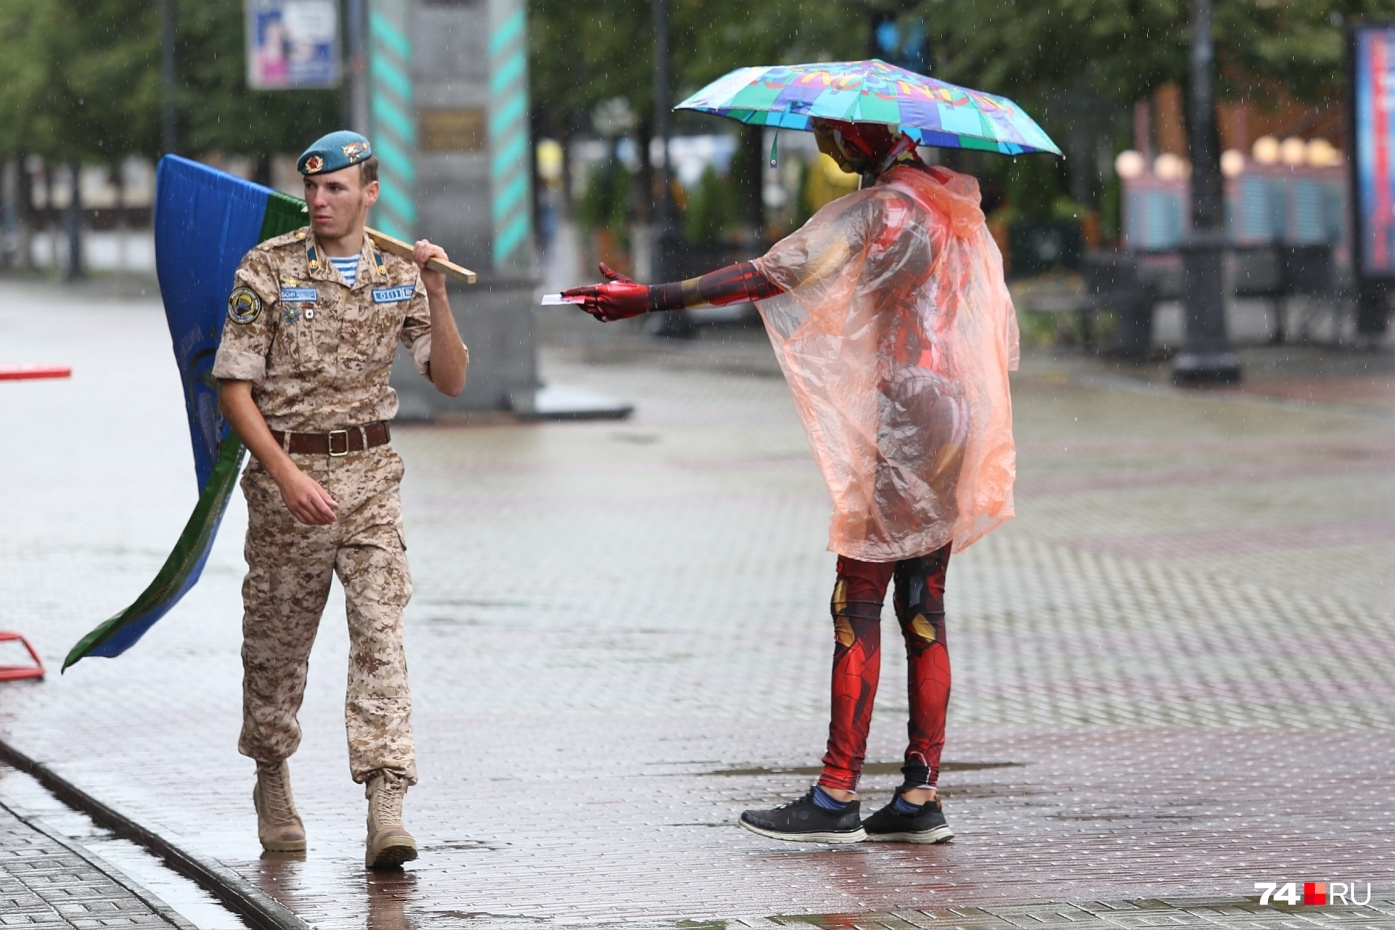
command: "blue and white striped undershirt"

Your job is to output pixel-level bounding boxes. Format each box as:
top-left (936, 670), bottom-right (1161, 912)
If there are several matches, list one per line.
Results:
top-left (329, 255), bottom-right (359, 287)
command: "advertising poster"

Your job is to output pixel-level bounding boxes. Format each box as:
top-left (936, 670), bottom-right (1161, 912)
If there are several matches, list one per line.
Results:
top-left (245, 0), bottom-right (341, 90)
top-left (1352, 24), bottom-right (1395, 279)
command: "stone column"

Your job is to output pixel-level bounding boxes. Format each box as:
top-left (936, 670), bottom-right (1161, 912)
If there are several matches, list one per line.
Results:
top-left (378, 0), bottom-right (540, 418)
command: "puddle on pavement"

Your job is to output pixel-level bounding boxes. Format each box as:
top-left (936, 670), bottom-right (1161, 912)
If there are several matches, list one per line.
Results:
top-left (418, 596), bottom-right (533, 626)
top-left (1050, 797), bottom-right (1218, 822)
top-left (703, 760), bottom-right (1035, 802)
top-left (428, 838), bottom-right (498, 852)
top-left (666, 821), bottom-right (740, 828)
top-left (702, 761), bottom-right (1023, 778)
top-left (0, 762), bottom-right (253, 929)
top-left (610, 431), bottom-right (662, 444)
top-left (242, 854), bottom-right (436, 929)
top-left (426, 911), bottom-right (550, 926)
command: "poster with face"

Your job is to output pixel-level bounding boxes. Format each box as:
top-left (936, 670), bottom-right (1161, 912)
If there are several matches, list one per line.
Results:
top-left (245, 0), bottom-right (340, 90)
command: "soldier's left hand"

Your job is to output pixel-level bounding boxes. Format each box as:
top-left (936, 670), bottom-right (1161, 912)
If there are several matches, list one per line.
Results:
top-left (413, 239), bottom-right (448, 294)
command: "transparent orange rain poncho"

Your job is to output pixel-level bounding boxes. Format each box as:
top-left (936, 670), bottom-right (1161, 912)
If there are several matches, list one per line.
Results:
top-left (751, 164), bottom-right (1019, 562)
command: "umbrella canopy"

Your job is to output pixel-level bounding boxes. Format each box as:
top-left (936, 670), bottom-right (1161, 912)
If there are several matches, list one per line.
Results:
top-left (675, 59), bottom-right (1061, 157)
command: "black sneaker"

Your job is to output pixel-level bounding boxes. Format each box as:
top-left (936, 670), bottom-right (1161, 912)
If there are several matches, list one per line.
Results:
top-left (862, 793), bottom-right (954, 844)
top-left (739, 789), bottom-right (867, 844)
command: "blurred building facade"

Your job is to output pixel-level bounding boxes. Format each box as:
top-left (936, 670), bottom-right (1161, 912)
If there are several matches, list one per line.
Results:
top-left (1116, 86), bottom-right (1350, 264)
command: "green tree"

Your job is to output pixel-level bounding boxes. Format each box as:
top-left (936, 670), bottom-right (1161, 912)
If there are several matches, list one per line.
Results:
top-left (529, 0), bottom-right (870, 230)
top-left (907, 0), bottom-right (1395, 224)
top-left (0, 0), bottom-right (51, 158)
top-left (683, 164), bottom-right (737, 245)
top-left (577, 153), bottom-right (632, 235)
top-left (672, 2), bottom-right (869, 95)
top-left (0, 0), bottom-right (163, 275)
top-left (918, 0), bottom-right (1395, 111)
top-left (0, 0), bottom-right (160, 162)
top-left (0, 0), bottom-right (340, 165)
top-left (172, 1), bottom-right (341, 163)
top-left (0, 0), bottom-right (344, 274)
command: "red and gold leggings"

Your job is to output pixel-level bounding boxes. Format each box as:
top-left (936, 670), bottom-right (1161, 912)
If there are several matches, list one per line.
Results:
top-left (819, 545), bottom-right (952, 793)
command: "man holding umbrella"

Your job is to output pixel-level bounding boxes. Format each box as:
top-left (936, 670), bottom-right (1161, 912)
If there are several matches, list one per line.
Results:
top-left (563, 61), bottom-right (1050, 844)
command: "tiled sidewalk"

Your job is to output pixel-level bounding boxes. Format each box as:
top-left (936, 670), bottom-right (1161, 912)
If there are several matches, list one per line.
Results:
top-left (1, 280), bottom-right (1392, 928)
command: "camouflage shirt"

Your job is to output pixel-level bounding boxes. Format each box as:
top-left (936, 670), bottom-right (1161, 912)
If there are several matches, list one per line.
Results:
top-left (212, 226), bottom-right (449, 432)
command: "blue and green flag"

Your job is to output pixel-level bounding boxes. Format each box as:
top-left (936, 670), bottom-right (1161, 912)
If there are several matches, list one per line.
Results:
top-left (64, 156), bottom-right (306, 670)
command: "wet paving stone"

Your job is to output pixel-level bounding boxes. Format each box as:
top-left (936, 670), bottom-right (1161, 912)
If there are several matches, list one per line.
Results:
top-left (1, 282), bottom-right (1392, 928)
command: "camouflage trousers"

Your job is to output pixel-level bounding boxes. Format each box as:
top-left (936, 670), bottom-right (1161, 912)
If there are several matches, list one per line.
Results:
top-left (236, 444), bottom-right (417, 785)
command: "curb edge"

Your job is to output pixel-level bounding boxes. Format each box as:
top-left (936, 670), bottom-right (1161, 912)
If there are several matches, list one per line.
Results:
top-left (0, 737), bottom-right (311, 930)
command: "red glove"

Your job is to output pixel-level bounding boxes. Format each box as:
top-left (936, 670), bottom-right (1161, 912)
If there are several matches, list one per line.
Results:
top-left (561, 263), bottom-right (652, 322)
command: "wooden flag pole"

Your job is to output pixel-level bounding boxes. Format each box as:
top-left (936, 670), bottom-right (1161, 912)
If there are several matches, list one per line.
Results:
top-left (365, 227), bottom-right (478, 284)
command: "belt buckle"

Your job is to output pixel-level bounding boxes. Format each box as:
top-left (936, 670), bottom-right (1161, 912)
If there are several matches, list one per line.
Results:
top-left (327, 429), bottom-right (350, 457)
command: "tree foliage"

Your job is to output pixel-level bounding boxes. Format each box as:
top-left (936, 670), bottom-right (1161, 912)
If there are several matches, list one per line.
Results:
top-left (170, 1), bottom-right (340, 158)
top-left (0, 0), bottom-right (339, 164)
top-left (0, 0), bottom-right (161, 160)
top-left (528, 0), bottom-right (873, 233)
top-left (893, 0), bottom-right (1395, 224)
top-left (529, 0), bottom-right (870, 139)
top-left (918, 0), bottom-right (1395, 114)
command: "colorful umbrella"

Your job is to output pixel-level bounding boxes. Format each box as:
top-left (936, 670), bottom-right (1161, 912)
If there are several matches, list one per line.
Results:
top-left (675, 59), bottom-right (1061, 157)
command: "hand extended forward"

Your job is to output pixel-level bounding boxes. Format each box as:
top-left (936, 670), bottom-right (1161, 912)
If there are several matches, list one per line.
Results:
top-left (561, 263), bottom-right (651, 322)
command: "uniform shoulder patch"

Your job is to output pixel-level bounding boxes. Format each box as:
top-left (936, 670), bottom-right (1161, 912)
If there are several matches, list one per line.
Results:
top-left (256, 228), bottom-right (310, 251)
top-left (228, 287), bottom-right (263, 324)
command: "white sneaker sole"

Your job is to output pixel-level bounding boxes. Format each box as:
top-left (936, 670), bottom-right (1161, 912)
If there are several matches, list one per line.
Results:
top-left (863, 826), bottom-right (954, 844)
top-left (739, 818), bottom-right (867, 844)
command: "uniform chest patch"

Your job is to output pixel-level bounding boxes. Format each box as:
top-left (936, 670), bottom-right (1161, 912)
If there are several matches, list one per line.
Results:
top-left (280, 286), bottom-right (319, 303)
top-left (227, 287), bottom-right (262, 325)
top-left (372, 285), bottom-right (415, 303)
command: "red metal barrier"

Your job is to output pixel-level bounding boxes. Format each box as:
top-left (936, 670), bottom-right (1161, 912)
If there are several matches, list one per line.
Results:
top-left (0, 364), bottom-right (68, 678)
top-left (0, 632), bottom-right (44, 680)
top-left (0, 365), bottom-right (72, 381)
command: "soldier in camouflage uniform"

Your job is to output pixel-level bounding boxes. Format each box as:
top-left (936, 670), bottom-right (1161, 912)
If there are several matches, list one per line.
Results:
top-left (212, 130), bottom-right (468, 869)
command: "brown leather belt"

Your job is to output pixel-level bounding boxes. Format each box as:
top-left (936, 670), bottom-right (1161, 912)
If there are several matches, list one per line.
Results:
top-left (270, 421), bottom-right (391, 456)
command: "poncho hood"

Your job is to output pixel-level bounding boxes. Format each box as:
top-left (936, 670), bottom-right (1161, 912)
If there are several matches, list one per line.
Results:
top-left (883, 164), bottom-right (987, 238)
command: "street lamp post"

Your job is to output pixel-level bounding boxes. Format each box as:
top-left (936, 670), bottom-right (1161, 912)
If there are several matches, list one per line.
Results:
top-left (1172, 0), bottom-right (1240, 385)
top-left (345, 0), bottom-right (369, 134)
top-left (652, 0), bottom-right (673, 267)
top-left (159, 0), bottom-right (177, 155)
top-left (651, 0), bottom-right (694, 337)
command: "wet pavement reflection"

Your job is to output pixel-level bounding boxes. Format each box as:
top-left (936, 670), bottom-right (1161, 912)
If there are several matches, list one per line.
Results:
top-left (364, 871), bottom-right (417, 930)
top-left (1, 280), bottom-right (1393, 927)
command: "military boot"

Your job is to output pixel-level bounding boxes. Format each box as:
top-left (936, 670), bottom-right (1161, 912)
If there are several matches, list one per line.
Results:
top-left (364, 770), bottom-right (417, 869)
top-left (253, 761), bottom-right (306, 852)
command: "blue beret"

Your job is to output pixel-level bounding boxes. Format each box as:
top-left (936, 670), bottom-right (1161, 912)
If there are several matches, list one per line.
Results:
top-left (297, 130), bottom-right (373, 176)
